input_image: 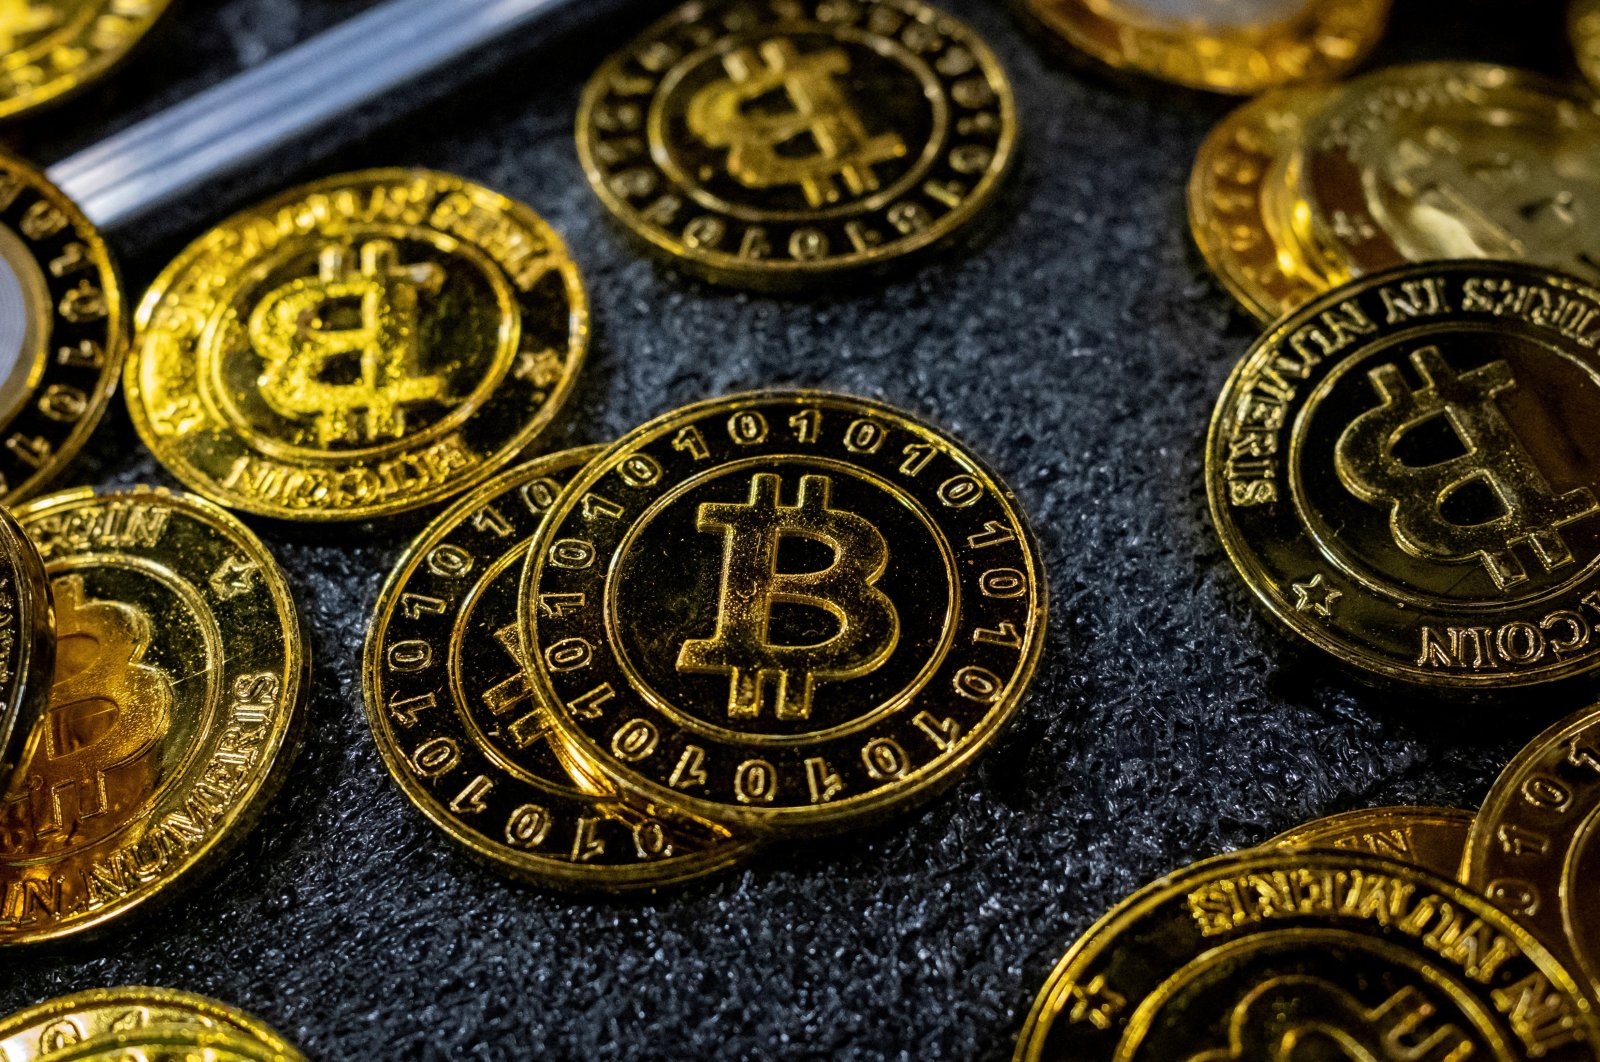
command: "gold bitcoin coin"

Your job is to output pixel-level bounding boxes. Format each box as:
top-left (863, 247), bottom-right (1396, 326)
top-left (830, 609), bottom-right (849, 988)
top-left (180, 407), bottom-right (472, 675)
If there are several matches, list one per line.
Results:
top-left (34, 1025), bottom-right (295, 1062)
top-left (0, 487), bottom-right (307, 945)
top-left (126, 169), bottom-right (588, 521)
top-left (576, 0), bottom-right (1017, 290)
top-left (1578, 0), bottom-right (1600, 96)
top-left (1268, 805), bottom-right (1473, 879)
top-left (1293, 63), bottom-right (1600, 289)
top-left (0, 987), bottom-right (302, 1061)
top-left (520, 391), bottom-right (1046, 834)
top-left (1188, 85), bottom-right (1338, 321)
top-left (1014, 848), bottom-right (1600, 1061)
top-left (1462, 703), bottom-right (1600, 1001)
top-left (1020, 0), bottom-right (1390, 95)
top-left (1208, 260), bottom-right (1600, 690)
top-left (366, 447), bottom-right (756, 890)
top-left (0, 152), bottom-right (125, 506)
top-left (0, 503), bottom-right (51, 794)
top-left (0, 1), bottom-right (173, 120)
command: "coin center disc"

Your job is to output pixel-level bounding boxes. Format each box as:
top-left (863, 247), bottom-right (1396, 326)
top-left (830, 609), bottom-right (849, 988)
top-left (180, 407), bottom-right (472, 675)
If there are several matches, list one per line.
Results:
top-left (0, 222), bottom-right (51, 429)
top-left (605, 457), bottom-right (958, 745)
top-left (196, 227), bottom-right (520, 462)
top-left (649, 26), bottom-right (945, 223)
top-left (1085, 0), bottom-right (1318, 32)
top-left (1290, 325), bottom-right (1600, 609)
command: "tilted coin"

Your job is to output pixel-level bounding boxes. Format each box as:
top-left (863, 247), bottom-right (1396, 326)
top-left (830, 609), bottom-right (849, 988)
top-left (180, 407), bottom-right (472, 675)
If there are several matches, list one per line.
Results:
top-left (1014, 849), bottom-right (1600, 1061)
top-left (520, 391), bottom-right (1046, 834)
top-left (365, 447), bottom-right (755, 890)
top-left (1578, 0), bottom-right (1600, 96)
top-left (1188, 85), bottom-right (1338, 321)
top-left (1462, 703), bottom-right (1600, 1000)
top-left (577, 0), bottom-right (1016, 290)
top-left (0, 987), bottom-right (302, 1061)
top-left (0, 504), bottom-right (51, 795)
top-left (1019, 0), bottom-right (1390, 95)
top-left (1268, 805), bottom-right (1473, 880)
top-left (33, 1025), bottom-right (296, 1062)
top-left (1208, 260), bottom-right (1600, 690)
top-left (0, 152), bottom-right (125, 505)
top-left (1293, 63), bottom-right (1600, 289)
top-left (0, 487), bottom-right (307, 945)
top-left (0, 1), bottom-right (173, 120)
top-left (125, 169), bottom-right (588, 521)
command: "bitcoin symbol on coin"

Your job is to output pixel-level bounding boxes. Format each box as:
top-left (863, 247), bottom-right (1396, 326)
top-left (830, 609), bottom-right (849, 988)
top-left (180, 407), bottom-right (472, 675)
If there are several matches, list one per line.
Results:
top-left (1, 576), bottom-right (173, 857)
top-left (687, 39), bottom-right (908, 208)
top-left (678, 473), bottom-right (898, 721)
top-left (1335, 345), bottom-right (1600, 590)
top-left (1188, 978), bottom-right (1474, 1061)
top-left (250, 240), bottom-right (448, 445)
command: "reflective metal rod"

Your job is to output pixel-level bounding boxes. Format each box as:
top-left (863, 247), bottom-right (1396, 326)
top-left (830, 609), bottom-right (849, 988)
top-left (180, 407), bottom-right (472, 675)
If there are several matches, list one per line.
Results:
top-left (48, 0), bottom-right (618, 231)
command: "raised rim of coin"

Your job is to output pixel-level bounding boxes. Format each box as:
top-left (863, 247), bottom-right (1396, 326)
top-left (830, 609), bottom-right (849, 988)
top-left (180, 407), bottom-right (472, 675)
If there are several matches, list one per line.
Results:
top-left (1014, 847), bottom-right (1600, 1060)
top-left (364, 447), bottom-right (757, 890)
top-left (1021, 0), bottom-right (1392, 95)
top-left (575, 0), bottom-right (1018, 289)
top-left (124, 167), bottom-right (589, 521)
top-left (1267, 804), bottom-right (1474, 879)
top-left (1, 486), bottom-right (309, 945)
top-left (0, 1), bottom-right (176, 121)
top-left (0, 501), bottom-right (52, 795)
top-left (0, 986), bottom-right (303, 1060)
top-left (1187, 84), bottom-right (1339, 321)
top-left (520, 389), bottom-right (1047, 834)
top-left (32, 1024), bottom-right (295, 1062)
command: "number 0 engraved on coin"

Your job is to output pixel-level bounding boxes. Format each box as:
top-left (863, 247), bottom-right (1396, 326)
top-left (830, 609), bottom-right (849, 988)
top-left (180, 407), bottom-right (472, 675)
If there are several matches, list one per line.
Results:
top-left (577, 0), bottom-right (1017, 289)
top-left (1207, 261), bottom-right (1600, 688)
top-left (521, 392), bottom-right (1046, 834)
top-left (125, 169), bottom-right (588, 521)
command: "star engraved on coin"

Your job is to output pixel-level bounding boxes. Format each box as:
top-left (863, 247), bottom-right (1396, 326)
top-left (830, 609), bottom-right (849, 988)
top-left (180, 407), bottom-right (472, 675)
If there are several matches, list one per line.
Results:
top-left (1289, 574), bottom-right (1341, 619)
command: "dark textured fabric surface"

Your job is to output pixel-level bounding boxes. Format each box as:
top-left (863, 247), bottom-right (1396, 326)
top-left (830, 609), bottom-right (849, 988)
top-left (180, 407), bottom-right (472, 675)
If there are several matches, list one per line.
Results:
top-left (0, 1), bottom-right (1590, 1059)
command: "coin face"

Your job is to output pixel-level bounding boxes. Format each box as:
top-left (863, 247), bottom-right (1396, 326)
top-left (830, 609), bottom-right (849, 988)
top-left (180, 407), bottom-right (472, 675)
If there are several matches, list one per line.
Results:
top-left (1578, 0), bottom-right (1600, 96)
top-left (1014, 849), bottom-right (1600, 1061)
top-left (1268, 805), bottom-right (1473, 879)
top-left (520, 391), bottom-right (1046, 833)
top-left (0, 1), bottom-right (173, 120)
top-left (1462, 704), bottom-right (1600, 1001)
top-left (576, 0), bottom-right (1016, 290)
top-left (33, 1025), bottom-right (295, 1062)
top-left (0, 152), bottom-right (125, 506)
top-left (126, 169), bottom-right (588, 521)
top-left (1208, 260), bottom-right (1600, 689)
top-left (1188, 85), bottom-right (1337, 321)
top-left (0, 488), bottom-right (307, 945)
top-left (1296, 64), bottom-right (1600, 289)
top-left (0, 987), bottom-right (302, 1061)
top-left (1021, 0), bottom-right (1390, 95)
top-left (365, 447), bottom-right (755, 890)
top-left (0, 504), bottom-right (51, 795)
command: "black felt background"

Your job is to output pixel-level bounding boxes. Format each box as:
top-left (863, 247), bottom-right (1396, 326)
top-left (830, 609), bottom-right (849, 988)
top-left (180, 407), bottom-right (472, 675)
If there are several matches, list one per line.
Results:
top-left (0, 1), bottom-right (1591, 1059)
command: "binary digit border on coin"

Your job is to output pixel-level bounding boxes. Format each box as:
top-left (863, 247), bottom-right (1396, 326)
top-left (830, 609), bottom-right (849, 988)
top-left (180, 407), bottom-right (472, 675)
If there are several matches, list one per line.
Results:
top-left (0, 487), bottom-right (307, 945)
top-left (364, 447), bottom-right (756, 891)
top-left (520, 390), bottom-right (1046, 834)
top-left (577, 0), bottom-right (1017, 290)
top-left (125, 169), bottom-right (588, 521)
top-left (1207, 260), bottom-right (1600, 689)
top-left (0, 986), bottom-right (304, 1062)
top-left (0, 1), bottom-right (175, 121)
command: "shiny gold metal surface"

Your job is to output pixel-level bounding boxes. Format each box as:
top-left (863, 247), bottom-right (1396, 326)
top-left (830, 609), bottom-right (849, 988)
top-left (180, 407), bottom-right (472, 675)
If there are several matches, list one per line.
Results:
top-left (33, 1025), bottom-right (294, 1062)
top-left (0, 987), bottom-right (302, 1061)
top-left (1188, 84), bottom-right (1337, 321)
top-left (0, 152), bottom-right (125, 506)
top-left (1462, 703), bottom-right (1600, 1001)
top-left (0, 487), bottom-right (307, 945)
top-left (1578, 0), bottom-right (1600, 95)
top-left (1268, 805), bottom-right (1472, 879)
top-left (577, 0), bottom-right (1017, 290)
top-left (520, 391), bottom-right (1046, 835)
top-left (1208, 260), bottom-right (1600, 689)
top-left (1020, 0), bottom-right (1390, 95)
top-left (1295, 63), bottom-right (1600, 288)
top-left (126, 169), bottom-right (588, 521)
top-left (0, 0), bottom-right (173, 120)
top-left (0, 503), bottom-right (51, 795)
top-left (1013, 848), bottom-right (1600, 1061)
top-left (365, 447), bottom-right (756, 890)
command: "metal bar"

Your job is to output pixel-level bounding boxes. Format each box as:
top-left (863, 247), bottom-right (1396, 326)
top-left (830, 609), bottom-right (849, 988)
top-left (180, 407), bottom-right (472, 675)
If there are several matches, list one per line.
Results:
top-left (48, 0), bottom-right (621, 231)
